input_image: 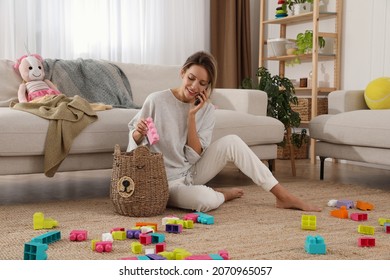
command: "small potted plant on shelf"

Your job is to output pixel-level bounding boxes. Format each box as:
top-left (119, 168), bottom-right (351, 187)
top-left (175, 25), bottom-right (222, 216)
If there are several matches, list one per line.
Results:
top-left (241, 67), bottom-right (307, 159)
top-left (295, 29), bottom-right (325, 55)
top-left (286, 0), bottom-right (313, 15)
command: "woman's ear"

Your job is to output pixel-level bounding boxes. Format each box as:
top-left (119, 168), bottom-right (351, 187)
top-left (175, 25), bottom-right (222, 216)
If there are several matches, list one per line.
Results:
top-left (180, 68), bottom-right (185, 79)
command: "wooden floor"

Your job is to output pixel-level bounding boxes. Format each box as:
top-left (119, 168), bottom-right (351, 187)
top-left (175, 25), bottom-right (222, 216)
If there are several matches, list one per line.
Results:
top-left (1, 158), bottom-right (389, 205)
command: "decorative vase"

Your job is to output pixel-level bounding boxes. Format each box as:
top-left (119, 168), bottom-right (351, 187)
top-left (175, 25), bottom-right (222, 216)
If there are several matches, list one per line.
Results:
top-left (293, 3), bottom-right (313, 15)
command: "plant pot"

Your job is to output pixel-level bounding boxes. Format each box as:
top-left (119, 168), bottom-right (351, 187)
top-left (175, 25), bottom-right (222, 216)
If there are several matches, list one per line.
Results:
top-left (293, 3), bottom-right (312, 15)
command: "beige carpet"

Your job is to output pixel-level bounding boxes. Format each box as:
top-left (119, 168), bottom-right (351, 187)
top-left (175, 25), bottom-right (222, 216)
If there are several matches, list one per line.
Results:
top-left (1, 179), bottom-right (389, 260)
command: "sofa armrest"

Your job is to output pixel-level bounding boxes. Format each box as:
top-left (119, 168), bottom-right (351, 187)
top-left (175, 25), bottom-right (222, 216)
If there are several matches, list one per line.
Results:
top-left (328, 90), bottom-right (369, 114)
top-left (211, 88), bottom-right (267, 116)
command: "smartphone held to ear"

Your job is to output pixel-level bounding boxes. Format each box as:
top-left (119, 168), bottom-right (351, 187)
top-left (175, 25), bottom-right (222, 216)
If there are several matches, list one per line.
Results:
top-left (194, 96), bottom-right (201, 106)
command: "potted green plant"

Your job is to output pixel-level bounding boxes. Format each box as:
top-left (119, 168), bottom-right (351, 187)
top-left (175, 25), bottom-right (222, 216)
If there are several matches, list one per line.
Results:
top-left (295, 29), bottom-right (325, 55)
top-left (241, 67), bottom-right (307, 156)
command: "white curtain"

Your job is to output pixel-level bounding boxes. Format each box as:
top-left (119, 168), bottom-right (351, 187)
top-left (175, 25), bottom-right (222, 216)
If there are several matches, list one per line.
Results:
top-left (0, 0), bottom-right (210, 65)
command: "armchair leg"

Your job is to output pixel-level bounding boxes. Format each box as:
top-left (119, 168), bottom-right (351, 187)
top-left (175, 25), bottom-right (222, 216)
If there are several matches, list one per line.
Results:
top-left (319, 156), bottom-right (326, 180)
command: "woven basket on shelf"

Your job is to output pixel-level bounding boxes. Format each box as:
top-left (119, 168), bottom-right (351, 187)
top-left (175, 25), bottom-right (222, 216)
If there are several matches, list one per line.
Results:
top-left (291, 97), bottom-right (328, 122)
top-left (110, 145), bottom-right (169, 217)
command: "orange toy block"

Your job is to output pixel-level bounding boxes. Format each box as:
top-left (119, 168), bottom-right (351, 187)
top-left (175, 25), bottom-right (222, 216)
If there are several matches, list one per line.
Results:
top-left (135, 222), bottom-right (158, 232)
top-left (330, 206), bottom-right (349, 219)
top-left (356, 200), bottom-right (374, 211)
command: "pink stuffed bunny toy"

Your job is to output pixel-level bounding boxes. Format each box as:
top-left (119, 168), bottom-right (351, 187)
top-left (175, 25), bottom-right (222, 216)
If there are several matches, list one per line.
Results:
top-left (14, 54), bottom-right (61, 103)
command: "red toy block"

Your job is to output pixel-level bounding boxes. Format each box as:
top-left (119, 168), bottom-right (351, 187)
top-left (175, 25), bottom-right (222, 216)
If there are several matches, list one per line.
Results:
top-left (330, 206), bottom-right (349, 219)
top-left (356, 200), bottom-right (374, 211)
top-left (350, 213), bottom-right (368, 221)
top-left (218, 250), bottom-right (230, 260)
top-left (69, 230), bottom-right (88, 241)
top-left (139, 233), bottom-right (152, 245)
top-left (155, 242), bottom-right (166, 253)
top-left (385, 223), bottom-right (390, 234)
top-left (358, 237), bottom-right (375, 247)
top-left (110, 227), bottom-right (125, 233)
top-left (183, 213), bottom-right (199, 222)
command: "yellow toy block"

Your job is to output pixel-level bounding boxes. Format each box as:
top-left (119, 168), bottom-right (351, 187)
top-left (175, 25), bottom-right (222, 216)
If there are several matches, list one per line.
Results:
top-left (135, 222), bottom-right (158, 232)
top-left (131, 242), bottom-right (143, 254)
top-left (91, 239), bottom-right (99, 251)
top-left (112, 231), bottom-right (126, 240)
top-left (378, 218), bottom-right (390, 226)
top-left (158, 251), bottom-right (174, 260)
top-left (173, 248), bottom-right (192, 260)
top-left (358, 225), bottom-right (375, 235)
top-left (33, 212), bottom-right (58, 230)
top-left (183, 220), bottom-right (194, 229)
top-left (301, 215), bottom-right (316, 230)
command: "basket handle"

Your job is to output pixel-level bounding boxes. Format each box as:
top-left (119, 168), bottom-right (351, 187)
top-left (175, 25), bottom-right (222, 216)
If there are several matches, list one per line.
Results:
top-left (134, 145), bottom-right (151, 157)
top-left (114, 144), bottom-right (121, 156)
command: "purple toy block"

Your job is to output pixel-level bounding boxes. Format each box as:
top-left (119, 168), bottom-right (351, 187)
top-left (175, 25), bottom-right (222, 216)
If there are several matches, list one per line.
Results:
top-left (165, 224), bottom-right (182, 233)
top-left (126, 229), bottom-right (141, 239)
top-left (146, 254), bottom-right (167, 260)
top-left (336, 200), bottom-right (354, 209)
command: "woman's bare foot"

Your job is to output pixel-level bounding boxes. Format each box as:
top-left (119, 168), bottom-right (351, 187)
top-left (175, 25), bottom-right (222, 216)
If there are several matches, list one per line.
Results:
top-left (271, 183), bottom-right (322, 212)
top-left (215, 187), bottom-right (244, 202)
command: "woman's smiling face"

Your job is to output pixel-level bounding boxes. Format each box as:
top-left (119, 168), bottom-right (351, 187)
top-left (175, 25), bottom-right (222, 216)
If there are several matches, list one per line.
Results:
top-left (181, 64), bottom-right (210, 102)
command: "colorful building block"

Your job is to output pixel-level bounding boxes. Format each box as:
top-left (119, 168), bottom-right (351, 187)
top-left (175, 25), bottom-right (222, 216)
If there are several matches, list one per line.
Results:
top-left (330, 206), bottom-right (349, 219)
top-left (378, 218), bottom-right (390, 226)
top-left (158, 251), bottom-right (174, 260)
top-left (172, 248), bottom-right (192, 260)
top-left (69, 230), bottom-right (88, 241)
top-left (112, 231), bottom-right (127, 240)
top-left (139, 233), bottom-right (152, 245)
top-left (185, 254), bottom-right (213, 260)
top-left (358, 237), bottom-right (375, 247)
top-left (131, 241), bottom-right (143, 254)
top-left (165, 224), bottom-right (183, 233)
top-left (135, 222), bottom-right (158, 232)
top-left (162, 215), bottom-right (180, 225)
top-left (94, 241), bottom-right (113, 253)
top-left (305, 235), bottom-right (326, 255)
top-left (33, 212), bottom-right (58, 230)
top-left (301, 215), bottom-right (316, 230)
top-left (218, 250), bottom-right (230, 260)
top-left (146, 254), bottom-right (166, 260)
top-left (126, 229), bottom-right (141, 239)
top-left (151, 233), bottom-right (165, 243)
top-left (183, 220), bottom-right (194, 229)
top-left (31, 230), bottom-right (61, 245)
top-left (110, 227), bottom-right (125, 233)
top-left (155, 242), bottom-right (166, 253)
top-left (350, 213), bottom-right (368, 222)
top-left (336, 200), bottom-right (354, 209)
top-left (194, 212), bottom-right (214, 224)
top-left (356, 200), bottom-right (374, 211)
top-left (384, 223), bottom-right (390, 234)
top-left (183, 213), bottom-right (199, 222)
top-left (102, 232), bottom-right (114, 241)
top-left (145, 117), bottom-right (159, 145)
top-left (358, 225), bottom-right (375, 235)
top-left (24, 242), bottom-right (49, 260)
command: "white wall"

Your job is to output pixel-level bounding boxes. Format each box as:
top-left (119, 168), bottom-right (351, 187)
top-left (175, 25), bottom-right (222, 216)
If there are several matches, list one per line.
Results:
top-left (250, 0), bottom-right (390, 90)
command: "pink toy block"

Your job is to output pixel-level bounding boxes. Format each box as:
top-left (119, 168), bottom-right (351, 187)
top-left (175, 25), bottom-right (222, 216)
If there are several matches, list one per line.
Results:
top-left (120, 256), bottom-right (138, 260)
top-left (145, 117), bottom-right (159, 145)
top-left (69, 230), bottom-right (88, 241)
top-left (139, 233), bottom-right (152, 245)
top-left (95, 241), bottom-right (113, 253)
top-left (184, 213), bottom-right (199, 222)
top-left (350, 213), bottom-right (368, 221)
top-left (218, 250), bottom-right (230, 260)
top-left (155, 242), bottom-right (166, 253)
top-left (358, 237), bottom-right (375, 247)
top-left (185, 255), bottom-right (213, 260)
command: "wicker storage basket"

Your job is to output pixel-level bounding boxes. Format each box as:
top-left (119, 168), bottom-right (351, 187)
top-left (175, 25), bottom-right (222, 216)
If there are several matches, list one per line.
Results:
top-left (291, 97), bottom-right (328, 122)
top-left (110, 145), bottom-right (169, 217)
top-left (277, 136), bottom-right (309, 160)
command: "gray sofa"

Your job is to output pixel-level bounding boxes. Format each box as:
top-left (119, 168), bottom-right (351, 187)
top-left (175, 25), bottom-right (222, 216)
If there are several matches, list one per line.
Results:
top-left (0, 59), bottom-right (284, 176)
top-left (309, 90), bottom-right (390, 179)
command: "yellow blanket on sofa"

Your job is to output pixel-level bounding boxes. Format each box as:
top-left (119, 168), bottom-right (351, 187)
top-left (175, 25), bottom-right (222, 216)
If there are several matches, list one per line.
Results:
top-left (11, 94), bottom-right (98, 177)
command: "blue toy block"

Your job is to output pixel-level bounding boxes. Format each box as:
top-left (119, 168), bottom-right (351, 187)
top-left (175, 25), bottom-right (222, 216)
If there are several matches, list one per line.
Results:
top-left (209, 254), bottom-right (224, 260)
top-left (137, 255), bottom-right (151, 260)
top-left (31, 230), bottom-right (61, 245)
top-left (336, 200), bottom-right (354, 209)
top-left (151, 233), bottom-right (165, 243)
top-left (305, 235), bottom-right (326, 255)
top-left (194, 212), bottom-right (214, 224)
top-left (165, 224), bottom-right (182, 233)
top-left (24, 242), bottom-right (49, 260)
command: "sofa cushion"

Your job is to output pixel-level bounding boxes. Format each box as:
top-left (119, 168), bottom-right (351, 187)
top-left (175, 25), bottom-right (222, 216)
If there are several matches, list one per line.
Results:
top-left (112, 62), bottom-right (181, 106)
top-left (309, 110), bottom-right (390, 149)
top-left (0, 108), bottom-right (138, 156)
top-left (213, 109), bottom-right (284, 145)
top-left (0, 60), bottom-right (21, 107)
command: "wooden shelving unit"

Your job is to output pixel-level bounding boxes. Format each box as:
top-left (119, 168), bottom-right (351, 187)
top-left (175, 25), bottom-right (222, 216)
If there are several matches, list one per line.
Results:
top-left (259, 0), bottom-right (343, 166)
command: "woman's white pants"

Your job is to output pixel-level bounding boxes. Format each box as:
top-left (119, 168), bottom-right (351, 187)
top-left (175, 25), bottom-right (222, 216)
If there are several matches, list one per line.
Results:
top-left (167, 135), bottom-right (279, 212)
